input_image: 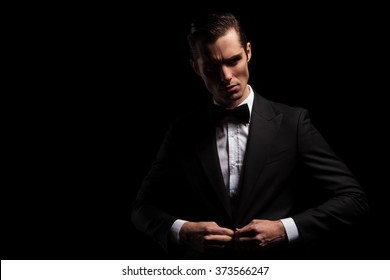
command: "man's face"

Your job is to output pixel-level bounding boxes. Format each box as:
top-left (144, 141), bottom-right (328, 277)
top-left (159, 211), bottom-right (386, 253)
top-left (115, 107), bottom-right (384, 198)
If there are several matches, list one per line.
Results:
top-left (191, 28), bottom-right (252, 108)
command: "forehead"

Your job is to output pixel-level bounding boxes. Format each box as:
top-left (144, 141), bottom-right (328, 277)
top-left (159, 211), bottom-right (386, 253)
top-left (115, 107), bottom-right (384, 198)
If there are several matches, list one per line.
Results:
top-left (196, 29), bottom-right (244, 61)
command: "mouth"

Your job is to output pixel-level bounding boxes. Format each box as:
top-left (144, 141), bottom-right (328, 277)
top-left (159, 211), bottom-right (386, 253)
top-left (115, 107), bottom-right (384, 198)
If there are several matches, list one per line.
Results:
top-left (224, 84), bottom-right (239, 93)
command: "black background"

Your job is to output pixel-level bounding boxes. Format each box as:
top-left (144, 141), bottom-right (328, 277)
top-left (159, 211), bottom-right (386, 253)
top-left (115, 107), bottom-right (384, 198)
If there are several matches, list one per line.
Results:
top-left (3, 2), bottom-right (388, 260)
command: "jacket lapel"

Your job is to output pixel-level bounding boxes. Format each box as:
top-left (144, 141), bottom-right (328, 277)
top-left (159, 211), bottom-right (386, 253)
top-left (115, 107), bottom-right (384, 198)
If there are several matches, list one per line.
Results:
top-left (235, 93), bottom-right (283, 223)
top-left (196, 104), bottom-right (232, 218)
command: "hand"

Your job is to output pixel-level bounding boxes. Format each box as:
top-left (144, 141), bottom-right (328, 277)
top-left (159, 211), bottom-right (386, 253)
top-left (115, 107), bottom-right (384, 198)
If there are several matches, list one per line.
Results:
top-left (179, 221), bottom-right (235, 253)
top-left (234, 219), bottom-right (287, 252)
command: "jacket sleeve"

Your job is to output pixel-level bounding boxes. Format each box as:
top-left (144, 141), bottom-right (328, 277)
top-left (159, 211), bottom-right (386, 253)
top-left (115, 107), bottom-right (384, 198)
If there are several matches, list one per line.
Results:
top-left (131, 121), bottom-right (179, 252)
top-left (291, 109), bottom-right (370, 245)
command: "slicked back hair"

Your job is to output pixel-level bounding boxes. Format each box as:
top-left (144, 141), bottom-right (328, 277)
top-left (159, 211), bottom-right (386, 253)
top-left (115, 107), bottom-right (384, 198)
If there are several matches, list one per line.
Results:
top-left (187, 12), bottom-right (248, 59)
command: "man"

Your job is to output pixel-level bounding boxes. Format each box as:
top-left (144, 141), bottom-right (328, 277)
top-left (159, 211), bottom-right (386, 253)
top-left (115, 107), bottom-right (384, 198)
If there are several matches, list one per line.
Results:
top-left (131, 11), bottom-right (369, 259)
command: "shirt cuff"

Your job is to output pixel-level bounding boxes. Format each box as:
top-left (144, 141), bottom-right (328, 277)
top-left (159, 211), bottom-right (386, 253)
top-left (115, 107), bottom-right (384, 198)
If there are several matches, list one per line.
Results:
top-left (280, 217), bottom-right (299, 243)
top-left (170, 219), bottom-right (188, 244)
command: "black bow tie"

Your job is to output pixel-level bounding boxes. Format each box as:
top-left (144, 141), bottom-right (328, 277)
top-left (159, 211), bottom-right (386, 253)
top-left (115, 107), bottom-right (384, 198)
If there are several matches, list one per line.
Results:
top-left (212, 103), bottom-right (250, 124)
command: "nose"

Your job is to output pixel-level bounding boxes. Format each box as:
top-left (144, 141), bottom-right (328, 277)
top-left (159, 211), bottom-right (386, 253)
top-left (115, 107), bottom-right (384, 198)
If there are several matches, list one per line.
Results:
top-left (220, 65), bottom-right (232, 83)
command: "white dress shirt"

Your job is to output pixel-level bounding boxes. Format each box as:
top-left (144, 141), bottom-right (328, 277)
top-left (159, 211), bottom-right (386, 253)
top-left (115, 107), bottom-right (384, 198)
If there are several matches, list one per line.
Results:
top-left (215, 87), bottom-right (252, 196)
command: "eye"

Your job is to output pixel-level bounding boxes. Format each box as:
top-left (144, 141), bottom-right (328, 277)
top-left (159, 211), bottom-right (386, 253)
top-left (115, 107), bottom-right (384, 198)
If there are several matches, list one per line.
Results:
top-left (226, 60), bottom-right (238, 67)
top-left (226, 56), bottom-right (241, 67)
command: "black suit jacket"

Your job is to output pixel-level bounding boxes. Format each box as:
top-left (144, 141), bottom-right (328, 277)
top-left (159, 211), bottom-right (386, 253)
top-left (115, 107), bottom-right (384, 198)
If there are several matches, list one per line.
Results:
top-left (131, 91), bottom-right (369, 259)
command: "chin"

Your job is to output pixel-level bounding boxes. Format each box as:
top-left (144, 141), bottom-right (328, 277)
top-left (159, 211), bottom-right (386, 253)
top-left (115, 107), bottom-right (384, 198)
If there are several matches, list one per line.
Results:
top-left (230, 91), bottom-right (243, 100)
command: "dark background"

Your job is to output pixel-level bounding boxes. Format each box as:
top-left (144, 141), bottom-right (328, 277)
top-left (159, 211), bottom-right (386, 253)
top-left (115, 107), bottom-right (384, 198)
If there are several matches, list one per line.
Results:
top-left (3, 3), bottom-right (387, 260)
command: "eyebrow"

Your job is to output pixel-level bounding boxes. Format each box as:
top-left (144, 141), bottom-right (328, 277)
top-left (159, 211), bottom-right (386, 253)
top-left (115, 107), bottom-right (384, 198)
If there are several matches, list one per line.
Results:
top-left (205, 53), bottom-right (243, 65)
top-left (227, 54), bottom-right (243, 62)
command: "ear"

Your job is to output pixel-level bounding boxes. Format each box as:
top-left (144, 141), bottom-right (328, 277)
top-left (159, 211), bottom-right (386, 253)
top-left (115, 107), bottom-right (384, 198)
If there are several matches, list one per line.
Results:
top-left (246, 42), bottom-right (252, 62)
top-left (190, 59), bottom-right (201, 76)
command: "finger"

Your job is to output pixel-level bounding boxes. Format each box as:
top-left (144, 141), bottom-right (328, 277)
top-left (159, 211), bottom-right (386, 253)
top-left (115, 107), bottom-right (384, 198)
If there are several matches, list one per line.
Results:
top-left (235, 236), bottom-right (258, 244)
top-left (207, 226), bottom-right (235, 237)
top-left (204, 234), bottom-right (234, 245)
top-left (235, 226), bottom-right (257, 237)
